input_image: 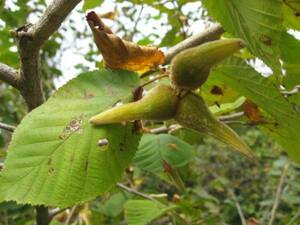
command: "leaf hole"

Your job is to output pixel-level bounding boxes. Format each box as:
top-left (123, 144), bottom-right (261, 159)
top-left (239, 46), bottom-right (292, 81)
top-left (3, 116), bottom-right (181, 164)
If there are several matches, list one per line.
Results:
top-left (98, 138), bottom-right (109, 149)
top-left (210, 85), bottom-right (223, 95)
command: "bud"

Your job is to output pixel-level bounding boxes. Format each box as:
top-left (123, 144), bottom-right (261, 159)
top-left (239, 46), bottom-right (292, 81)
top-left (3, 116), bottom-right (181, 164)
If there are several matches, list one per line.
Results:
top-left (170, 39), bottom-right (245, 90)
top-left (90, 84), bottom-right (178, 125)
top-left (175, 93), bottom-right (255, 160)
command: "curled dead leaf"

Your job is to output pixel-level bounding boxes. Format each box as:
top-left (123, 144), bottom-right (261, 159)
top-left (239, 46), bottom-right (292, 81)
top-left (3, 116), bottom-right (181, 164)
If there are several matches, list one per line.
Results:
top-left (99, 11), bottom-right (118, 20)
top-left (86, 11), bottom-right (164, 73)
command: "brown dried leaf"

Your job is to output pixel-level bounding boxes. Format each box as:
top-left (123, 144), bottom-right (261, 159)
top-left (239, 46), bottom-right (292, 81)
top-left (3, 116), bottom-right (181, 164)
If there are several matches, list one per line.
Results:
top-left (99, 11), bottom-right (118, 20)
top-left (243, 100), bottom-right (263, 123)
top-left (86, 11), bottom-right (164, 73)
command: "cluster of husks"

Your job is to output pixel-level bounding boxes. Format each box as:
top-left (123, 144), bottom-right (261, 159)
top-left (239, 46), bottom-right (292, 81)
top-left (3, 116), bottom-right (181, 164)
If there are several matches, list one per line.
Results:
top-left (90, 39), bottom-right (255, 160)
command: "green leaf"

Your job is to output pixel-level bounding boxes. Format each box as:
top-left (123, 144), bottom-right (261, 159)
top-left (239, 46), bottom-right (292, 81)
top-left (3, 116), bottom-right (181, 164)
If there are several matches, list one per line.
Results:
top-left (200, 74), bottom-right (241, 106)
top-left (283, 3), bottom-right (300, 30)
top-left (211, 57), bottom-right (300, 162)
top-left (83, 0), bottom-right (103, 10)
top-left (203, 0), bottom-right (283, 71)
top-left (280, 32), bottom-right (300, 89)
top-left (95, 192), bottom-right (132, 217)
top-left (124, 200), bottom-right (175, 225)
top-left (134, 134), bottom-right (194, 173)
top-left (170, 128), bottom-right (204, 146)
top-left (0, 70), bottom-right (140, 207)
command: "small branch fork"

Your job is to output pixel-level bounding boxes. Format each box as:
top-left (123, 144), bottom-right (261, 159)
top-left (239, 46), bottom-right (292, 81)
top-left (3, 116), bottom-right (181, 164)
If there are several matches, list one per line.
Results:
top-left (0, 0), bottom-right (82, 111)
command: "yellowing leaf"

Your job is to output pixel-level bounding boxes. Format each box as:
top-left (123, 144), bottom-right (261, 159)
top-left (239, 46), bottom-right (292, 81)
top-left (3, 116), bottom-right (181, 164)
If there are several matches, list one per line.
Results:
top-left (86, 11), bottom-right (164, 73)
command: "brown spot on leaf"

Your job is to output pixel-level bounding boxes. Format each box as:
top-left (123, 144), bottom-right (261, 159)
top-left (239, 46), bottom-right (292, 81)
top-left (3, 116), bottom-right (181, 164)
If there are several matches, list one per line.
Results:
top-left (168, 143), bottom-right (177, 150)
top-left (133, 86), bottom-right (144, 101)
top-left (85, 160), bottom-right (89, 171)
top-left (48, 167), bottom-right (54, 175)
top-left (48, 158), bottom-right (54, 175)
top-left (70, 152), bottom-right (75, 162)
top-left (260, 35), bottom-right (272, 46)
top-left (132, 120), bottom-right (143, 133)
top-left (162, 161), bottom-right (173, 173)
top-left (210, 85), bottom-right (223, 95)
top-left (83, 90), bottom-right (95, 100)
top-left (243, 100), bottom-right (263, 123)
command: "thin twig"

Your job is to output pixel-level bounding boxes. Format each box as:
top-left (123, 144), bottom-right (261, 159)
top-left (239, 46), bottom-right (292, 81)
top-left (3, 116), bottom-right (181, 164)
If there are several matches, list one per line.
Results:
top-left (63, 205), bottom-right (78, 225)
top-left (0, 122), bottom-right (16, 132)
top-left (164, 24), bottom-right (224, 64)
top-left (234, 201), bottom-right (247, 225)
top-left (281, 85), bottom-right (300, 96)
top-left (48, 208), bottom-right (67, 221)
top-left (116, 182), bottom-right (157, 202)
top-left (218, 112), bottom-right (245, 121)
top-left (140, 74), bottom-right (169, 88)
top-left (229, 190), bottom-right (247, 225)
top-left (268, 162), bottom-right (290, 225)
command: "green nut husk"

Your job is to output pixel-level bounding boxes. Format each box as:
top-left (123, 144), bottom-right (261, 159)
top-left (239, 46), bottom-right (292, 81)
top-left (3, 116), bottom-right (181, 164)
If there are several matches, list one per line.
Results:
top-left (89, 84), bottom-right (179, 125)
top-left (170, 38), bottom-right (245, 90)
top-left (175, 92), bottom-right (255, 160)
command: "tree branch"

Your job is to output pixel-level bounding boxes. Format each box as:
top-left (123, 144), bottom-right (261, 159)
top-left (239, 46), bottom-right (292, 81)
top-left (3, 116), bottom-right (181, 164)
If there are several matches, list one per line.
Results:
top-left (164, 24), bottom-right (224, 64)
top-left (16, 0), bottom-right (82, 111)
top-left (0, 63), bottom-right (20, 89)
top-left (26, 0), bottom-right (82, 49)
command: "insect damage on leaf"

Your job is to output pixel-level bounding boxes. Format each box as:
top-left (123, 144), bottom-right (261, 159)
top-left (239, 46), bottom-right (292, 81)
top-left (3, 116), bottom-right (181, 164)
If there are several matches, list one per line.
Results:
top-left (98, 138), bottom-right (109, 147)
top-left (48, 158), bottom-right (54, 175)
top-left (86, 11), bottom-right (164, 73)
top-left (59, 114), bottom-right (84, 140)
top-left (210, 85), bottom-right (224, 95)
top-left (83, 90), bottom-right (95, 100)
